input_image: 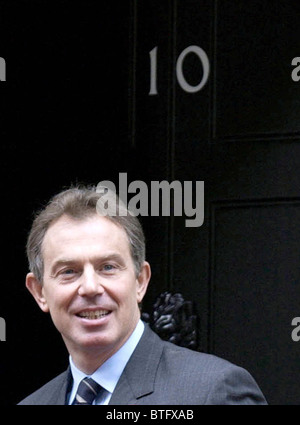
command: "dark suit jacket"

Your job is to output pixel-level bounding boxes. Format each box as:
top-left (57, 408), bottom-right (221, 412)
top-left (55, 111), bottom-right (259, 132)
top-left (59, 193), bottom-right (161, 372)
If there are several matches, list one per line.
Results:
top-left (18, 325), bottom-right (267, 405)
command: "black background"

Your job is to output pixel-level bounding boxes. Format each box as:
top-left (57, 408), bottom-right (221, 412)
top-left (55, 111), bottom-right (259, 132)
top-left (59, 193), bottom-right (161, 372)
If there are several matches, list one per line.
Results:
top-left (0, 1), bottom-right (134, 405)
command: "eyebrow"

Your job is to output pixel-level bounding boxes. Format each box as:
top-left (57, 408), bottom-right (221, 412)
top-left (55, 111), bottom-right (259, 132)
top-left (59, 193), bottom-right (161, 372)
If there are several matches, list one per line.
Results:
top-left (50, 253), bottom-right (126, 275)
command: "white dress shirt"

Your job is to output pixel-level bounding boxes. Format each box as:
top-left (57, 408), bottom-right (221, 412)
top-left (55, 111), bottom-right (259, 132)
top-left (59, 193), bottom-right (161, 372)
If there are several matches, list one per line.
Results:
top-left (68, 320), bottom-right (145, 405)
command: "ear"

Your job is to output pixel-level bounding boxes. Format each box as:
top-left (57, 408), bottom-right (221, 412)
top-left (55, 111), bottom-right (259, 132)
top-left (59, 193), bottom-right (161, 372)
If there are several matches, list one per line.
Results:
top-left (136, 261), bottom-right (151, 303)
top-left (26, 272), bottom-right (49, 313)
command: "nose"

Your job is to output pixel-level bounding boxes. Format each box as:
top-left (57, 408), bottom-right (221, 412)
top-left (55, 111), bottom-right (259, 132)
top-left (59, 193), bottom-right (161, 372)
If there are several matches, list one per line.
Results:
top-left (77, 266), bottom-right (104, 297)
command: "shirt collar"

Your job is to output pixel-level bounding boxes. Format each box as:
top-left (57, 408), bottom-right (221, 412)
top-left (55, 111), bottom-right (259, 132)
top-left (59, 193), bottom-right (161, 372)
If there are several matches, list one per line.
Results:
top-left (69, 320), bottom-right (145, 397)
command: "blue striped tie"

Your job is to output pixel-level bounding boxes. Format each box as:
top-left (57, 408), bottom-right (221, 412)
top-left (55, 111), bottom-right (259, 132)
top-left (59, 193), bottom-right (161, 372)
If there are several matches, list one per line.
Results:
top-left (73, 377), bottom-right (102, 405)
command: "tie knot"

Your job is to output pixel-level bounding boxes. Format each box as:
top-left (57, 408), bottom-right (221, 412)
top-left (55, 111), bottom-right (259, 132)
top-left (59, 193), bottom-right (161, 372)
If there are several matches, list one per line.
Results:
top-left (73, 377), bottom-right (102, 405)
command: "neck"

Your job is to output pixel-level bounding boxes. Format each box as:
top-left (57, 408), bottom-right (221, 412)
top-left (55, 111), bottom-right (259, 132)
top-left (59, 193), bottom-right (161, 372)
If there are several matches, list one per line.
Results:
top-left (71, 347), bottom-right (116, 375)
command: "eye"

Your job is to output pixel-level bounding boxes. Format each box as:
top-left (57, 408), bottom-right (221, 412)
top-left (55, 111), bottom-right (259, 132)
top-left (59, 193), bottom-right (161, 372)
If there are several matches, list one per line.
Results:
top-left (56, 268), bottom-right (79, 283)
top-left (102, 264), bottom-right (117, 273)
top-left (62, 269), bottom-right (76, 275)
top-left (59, 268), bottom-right (78, 279)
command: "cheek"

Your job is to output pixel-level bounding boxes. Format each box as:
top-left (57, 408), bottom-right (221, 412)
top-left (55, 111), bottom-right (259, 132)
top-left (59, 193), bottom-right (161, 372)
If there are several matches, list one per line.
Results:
top-left (43, 286), bottom-right (74, 315)
top-left (45, 291), bottom-right (74, 334)
top-left (107, 280), bottom-right (140, 307)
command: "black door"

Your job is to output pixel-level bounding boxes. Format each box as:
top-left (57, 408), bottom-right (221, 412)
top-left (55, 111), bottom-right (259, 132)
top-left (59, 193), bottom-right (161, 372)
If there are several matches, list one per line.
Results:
top-left (130, 0), bottom-right (300, 405)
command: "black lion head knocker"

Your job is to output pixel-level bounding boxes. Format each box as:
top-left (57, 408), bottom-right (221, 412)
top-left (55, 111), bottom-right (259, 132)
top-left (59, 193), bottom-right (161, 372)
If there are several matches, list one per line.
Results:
top-left (142, 292), bottom-right (199, 350)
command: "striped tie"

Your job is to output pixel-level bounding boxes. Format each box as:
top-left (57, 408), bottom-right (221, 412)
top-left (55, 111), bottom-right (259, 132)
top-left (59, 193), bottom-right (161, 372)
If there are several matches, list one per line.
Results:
top-left (73, 377), bottom-right (102, 405)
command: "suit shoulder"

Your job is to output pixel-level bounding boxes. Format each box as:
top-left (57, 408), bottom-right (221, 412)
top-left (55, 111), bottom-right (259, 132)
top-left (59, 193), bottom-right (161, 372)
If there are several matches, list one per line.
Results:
top-left (161, 340), bottom-right (233, 369)
top-left (160, 340), bottom-right (261, 384)
top-left (18, 370), bottom-right (69, 405)
top-left (159, 341), bottom-right (267, 404)
top-left (146, 325), bottom-right (239, 373)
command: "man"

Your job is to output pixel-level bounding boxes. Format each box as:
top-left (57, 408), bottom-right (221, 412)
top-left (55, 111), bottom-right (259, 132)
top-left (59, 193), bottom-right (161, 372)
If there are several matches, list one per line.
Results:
top-left (19, 185), bottom-right (267, 405)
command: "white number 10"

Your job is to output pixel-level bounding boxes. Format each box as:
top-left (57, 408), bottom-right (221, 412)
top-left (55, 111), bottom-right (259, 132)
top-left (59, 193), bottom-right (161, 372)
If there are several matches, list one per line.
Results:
top-left (149, 45), bottom-right (210, 95)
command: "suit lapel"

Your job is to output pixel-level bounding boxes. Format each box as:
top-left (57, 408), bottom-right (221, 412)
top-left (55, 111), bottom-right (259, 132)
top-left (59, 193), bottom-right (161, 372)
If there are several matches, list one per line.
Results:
top-left (109, 325), bottom-right (164, 405)
top-left (46, 326), bottom-right (164, 405)
top-left (49, 368), bottom-right (72, 405)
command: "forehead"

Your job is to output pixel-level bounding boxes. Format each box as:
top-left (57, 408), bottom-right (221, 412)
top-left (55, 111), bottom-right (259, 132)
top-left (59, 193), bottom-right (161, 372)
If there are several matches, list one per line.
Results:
top-left (42, 214), bottom-right (131, 259)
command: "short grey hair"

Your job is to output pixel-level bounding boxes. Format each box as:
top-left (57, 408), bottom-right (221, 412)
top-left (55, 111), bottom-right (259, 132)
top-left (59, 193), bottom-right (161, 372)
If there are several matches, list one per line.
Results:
top-left (26, 185), bottom-right (146, 282)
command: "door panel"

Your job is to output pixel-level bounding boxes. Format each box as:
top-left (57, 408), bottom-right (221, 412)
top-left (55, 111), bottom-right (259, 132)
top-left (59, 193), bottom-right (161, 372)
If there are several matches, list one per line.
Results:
top-left (131, 0), bottom-right (300, 404)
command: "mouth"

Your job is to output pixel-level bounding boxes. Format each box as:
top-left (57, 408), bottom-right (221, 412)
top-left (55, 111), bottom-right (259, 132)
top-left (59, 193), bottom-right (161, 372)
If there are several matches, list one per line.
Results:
top-left (76, 309), bottom-right (111, 320)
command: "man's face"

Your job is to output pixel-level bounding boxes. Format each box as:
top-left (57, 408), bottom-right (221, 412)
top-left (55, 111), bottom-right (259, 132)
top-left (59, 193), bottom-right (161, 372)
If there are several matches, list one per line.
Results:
top-left (26, 214), bottom-right (150, 366)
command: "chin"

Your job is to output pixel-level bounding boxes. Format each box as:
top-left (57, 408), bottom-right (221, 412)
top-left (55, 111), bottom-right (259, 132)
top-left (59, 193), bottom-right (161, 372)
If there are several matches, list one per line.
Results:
top-left (76, 333), bottom-right (117, 351)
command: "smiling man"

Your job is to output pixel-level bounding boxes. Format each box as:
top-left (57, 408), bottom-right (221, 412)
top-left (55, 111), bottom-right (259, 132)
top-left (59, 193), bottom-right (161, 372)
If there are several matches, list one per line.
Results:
top-left (19, 185), bottom-right (267, 405)
top-left (29, 213), bottom-right (150, 376)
